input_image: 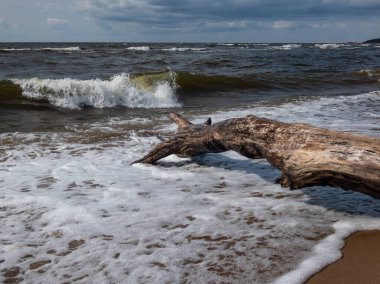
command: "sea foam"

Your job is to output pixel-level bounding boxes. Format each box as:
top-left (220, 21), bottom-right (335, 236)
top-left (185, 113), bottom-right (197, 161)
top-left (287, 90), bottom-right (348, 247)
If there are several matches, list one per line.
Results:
top-left (1, 92), bottom-right (380, 283)
top-left (12, 73), bottom-right (179, 109)
top-left (186, 91), bottom-right (380, 137)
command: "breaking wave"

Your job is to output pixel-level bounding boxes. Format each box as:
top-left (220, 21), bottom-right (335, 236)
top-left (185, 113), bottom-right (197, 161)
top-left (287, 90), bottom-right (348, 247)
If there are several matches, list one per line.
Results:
top-left (4, 66), bottom-right (380, 111)
top-left (10, 73), bottom-right (179, 110)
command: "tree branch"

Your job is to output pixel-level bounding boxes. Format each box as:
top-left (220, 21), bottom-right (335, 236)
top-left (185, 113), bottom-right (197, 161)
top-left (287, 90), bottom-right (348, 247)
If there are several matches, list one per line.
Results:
top-left (132, 113), bottom-right (380, 199)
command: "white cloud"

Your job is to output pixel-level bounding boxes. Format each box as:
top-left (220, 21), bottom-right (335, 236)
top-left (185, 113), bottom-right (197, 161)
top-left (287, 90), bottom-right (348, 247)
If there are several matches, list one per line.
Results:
top-left (46, 18), bottom-right (68, 26)
top-left (272, 20), bottom-right (297, 29)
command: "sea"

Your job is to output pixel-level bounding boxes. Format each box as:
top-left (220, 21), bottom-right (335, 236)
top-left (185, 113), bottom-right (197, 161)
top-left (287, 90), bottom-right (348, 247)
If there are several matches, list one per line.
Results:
top-left (0, 42), bottom-right (380, 283)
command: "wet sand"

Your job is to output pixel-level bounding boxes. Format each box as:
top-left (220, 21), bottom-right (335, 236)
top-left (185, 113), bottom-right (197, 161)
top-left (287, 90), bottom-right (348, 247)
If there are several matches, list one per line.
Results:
top-left (306, 230), bottom-right (380, 284)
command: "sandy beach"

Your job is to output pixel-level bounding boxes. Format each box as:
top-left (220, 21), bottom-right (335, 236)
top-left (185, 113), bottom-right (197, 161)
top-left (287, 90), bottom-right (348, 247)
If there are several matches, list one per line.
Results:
top-left (307, 230), bottom-right (380, 284)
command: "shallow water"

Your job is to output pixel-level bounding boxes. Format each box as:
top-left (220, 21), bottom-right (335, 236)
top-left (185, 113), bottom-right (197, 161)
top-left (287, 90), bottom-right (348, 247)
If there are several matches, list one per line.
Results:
top-left (0, 42), bottom-right (380, 283)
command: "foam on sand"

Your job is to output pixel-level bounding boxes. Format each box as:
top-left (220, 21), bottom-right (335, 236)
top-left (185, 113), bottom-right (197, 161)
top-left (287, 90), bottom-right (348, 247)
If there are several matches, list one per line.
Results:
top-left (1, 92), bottom-right (380, 283)
top-left (274, 220), bottom-right (380, 284)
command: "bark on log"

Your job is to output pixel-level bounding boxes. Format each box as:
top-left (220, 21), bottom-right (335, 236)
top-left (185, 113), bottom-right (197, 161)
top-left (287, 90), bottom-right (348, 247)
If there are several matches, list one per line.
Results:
top-left (132, 113), bottom-right (380, 199)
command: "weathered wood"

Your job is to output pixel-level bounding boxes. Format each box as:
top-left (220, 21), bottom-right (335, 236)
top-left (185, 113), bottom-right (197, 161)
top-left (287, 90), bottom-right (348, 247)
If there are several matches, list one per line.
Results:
top-left (132, 113), bottom-right (380, 199)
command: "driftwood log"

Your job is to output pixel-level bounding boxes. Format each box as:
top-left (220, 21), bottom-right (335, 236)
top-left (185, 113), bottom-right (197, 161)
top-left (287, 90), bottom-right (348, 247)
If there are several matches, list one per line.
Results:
top-left (133, 113), bottom-right (380, 199)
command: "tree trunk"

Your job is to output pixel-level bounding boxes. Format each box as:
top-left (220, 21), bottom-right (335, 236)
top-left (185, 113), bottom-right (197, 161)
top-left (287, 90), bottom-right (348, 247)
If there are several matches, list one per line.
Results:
top-left (132, 113), bottom-right (380, 199)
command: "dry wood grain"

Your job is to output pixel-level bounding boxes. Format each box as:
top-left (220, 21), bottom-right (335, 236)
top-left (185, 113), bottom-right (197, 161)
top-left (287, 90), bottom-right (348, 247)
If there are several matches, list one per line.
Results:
top-left (133, 113), bottom-right (380, 199)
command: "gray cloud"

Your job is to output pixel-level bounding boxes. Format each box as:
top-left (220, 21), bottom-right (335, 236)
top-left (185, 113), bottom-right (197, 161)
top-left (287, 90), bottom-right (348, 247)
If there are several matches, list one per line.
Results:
top-left (76, 0), bottom-right (380, 25)
top-left (72, 0), bottom-right (380, 41)
top-left (1, 0), bottom-right (379, 42)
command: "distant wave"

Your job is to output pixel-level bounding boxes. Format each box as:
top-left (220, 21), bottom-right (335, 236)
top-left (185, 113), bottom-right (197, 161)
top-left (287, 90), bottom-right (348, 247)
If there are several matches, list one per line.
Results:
top-left (271, 44), bottom-right (302, 50)
top-left (0, 48), bottom-right (32, 52)
top-left (40, 47), bottom-right (82, 51)
top-left (0, 47), bottom-right (81, 52)
top-left (126, 46), bottom-right (150, 51)
top-left (162, 47), bottom-right (207, 52)
top-left (10, 73), bottom-right (179, 110)
top-left (314, 43), bottom-right (347, 49)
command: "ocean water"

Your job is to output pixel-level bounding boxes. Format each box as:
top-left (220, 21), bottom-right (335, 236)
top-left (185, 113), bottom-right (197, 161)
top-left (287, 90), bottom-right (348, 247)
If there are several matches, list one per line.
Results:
top-left (0, 42), bottom-right (380, 283)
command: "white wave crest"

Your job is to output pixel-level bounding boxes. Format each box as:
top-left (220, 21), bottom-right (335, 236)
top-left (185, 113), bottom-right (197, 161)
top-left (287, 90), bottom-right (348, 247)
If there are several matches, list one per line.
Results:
top-left (272, 44), bottom-right (302, 50)
top-left (314, 43), bottom-right (346, 49)
top-left (1, 47), bottom-right (81, 52)
top-left (126, 46), bottom-right (150, 51)
top-left (12, 74), bottom-right (180, 109)
top-left (40, 46), bottom-right (81, 51)
top-left (162, 47), bottom-right (207, 52)
top-left (1, 48), bottom-right (32, 51)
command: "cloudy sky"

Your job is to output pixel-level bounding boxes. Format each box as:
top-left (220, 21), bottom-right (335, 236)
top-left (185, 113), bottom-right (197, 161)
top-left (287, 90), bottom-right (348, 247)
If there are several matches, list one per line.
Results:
top-left (0, 0), bottom-right (380, 42)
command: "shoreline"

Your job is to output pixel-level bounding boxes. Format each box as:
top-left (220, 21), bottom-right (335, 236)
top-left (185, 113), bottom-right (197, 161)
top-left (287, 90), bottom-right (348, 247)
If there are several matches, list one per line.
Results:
top-left (306, 230), bottom-right (380, 284)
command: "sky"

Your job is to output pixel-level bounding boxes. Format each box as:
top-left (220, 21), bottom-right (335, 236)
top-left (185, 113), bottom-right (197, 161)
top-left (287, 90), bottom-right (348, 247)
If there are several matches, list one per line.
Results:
top-left (0, 0), bottom-right (380, 42)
